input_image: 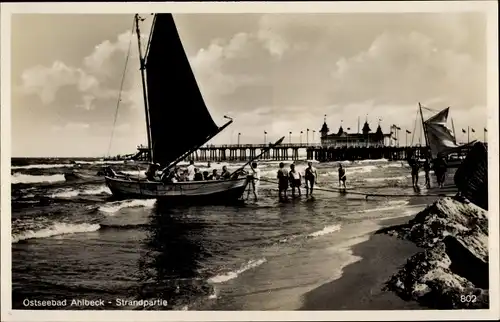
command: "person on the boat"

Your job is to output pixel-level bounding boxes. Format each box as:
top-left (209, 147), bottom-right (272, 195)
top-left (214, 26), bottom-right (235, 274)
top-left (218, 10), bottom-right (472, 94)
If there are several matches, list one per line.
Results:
top-left (289, 164), bottom-right (302, 197)
top-left (178, 169), bottom-right (188, 182)
top-left (146, 163), bottom-right (160, 181)
top-left (423, 158), bottom-right (431, 189)
top-left (304, 162), bottom-right (318, 196)
top-left (203, 170), bottom-right (210, 180)
top-left (194, 168), bottom-right (204, 181)
top-left (247, 162), bottom-right (260, 201)
top-left (187, 160), bottom-right (196, 181)
top-left (209, 169), bottom-right (220, 180)
top-left (277, 162), bottom-right (289, 199)
top-left (221, 166), bottom-right (231, 180)
top-left (338, 163), bottom-right (347, 190)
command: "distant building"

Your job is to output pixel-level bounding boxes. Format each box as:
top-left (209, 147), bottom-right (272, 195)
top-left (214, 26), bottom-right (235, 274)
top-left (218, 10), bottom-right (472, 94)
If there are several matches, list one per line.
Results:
top-left (319, 118), bottom-right (393, 148)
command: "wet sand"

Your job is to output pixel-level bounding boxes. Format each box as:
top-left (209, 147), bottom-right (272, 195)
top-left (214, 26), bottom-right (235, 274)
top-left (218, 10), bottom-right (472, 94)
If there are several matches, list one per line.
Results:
top-left (300, 216), bottom-right (425, 310)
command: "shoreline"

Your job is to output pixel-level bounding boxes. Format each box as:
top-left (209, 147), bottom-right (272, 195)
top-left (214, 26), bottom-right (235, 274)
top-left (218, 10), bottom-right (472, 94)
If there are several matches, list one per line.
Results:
top-left (300, 215), bottom-right (425, 310)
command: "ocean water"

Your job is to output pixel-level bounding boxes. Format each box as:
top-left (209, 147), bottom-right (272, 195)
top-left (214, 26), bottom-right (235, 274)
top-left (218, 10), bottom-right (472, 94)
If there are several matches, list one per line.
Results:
top-left (10, 157), bottom-right (446, 310)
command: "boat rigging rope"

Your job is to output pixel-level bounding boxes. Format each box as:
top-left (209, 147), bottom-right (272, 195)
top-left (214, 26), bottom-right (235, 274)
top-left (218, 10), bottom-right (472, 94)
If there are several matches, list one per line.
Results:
top-left (411, 109), bottom-right (418, 146)
top-left (106, 18), bottom-right (135, 158)
top-left (257, 178), bottom-right (453, 199)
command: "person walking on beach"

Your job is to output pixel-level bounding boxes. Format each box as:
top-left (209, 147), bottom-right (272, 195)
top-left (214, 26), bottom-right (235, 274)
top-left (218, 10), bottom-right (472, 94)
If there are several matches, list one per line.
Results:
top-left (433, 154), bottom-right (448, 188)
top-left (289, 164), bottom-right (302, 197)
top-left (277, 162), bottom-right (289, 200)
top-left (304, 162), bottom-right (318, 197)
top-left (338, 164), bottom-right (347, 190)
top-left (246, 162), bottom-right (260, 201)
top-left (423, 158), bottom-right (431, 189)
top-left (409, 157), bottom-right (420, 189)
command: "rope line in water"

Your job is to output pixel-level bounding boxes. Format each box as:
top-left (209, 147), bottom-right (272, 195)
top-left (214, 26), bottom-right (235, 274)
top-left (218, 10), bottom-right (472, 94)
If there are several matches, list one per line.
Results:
top-left (257, 178), bottom-right (453, 198)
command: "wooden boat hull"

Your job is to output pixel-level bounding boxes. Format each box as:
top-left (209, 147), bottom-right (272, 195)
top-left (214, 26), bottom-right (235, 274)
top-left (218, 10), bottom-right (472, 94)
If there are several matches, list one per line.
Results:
top-left (104, 176), bottom-right (249, 202)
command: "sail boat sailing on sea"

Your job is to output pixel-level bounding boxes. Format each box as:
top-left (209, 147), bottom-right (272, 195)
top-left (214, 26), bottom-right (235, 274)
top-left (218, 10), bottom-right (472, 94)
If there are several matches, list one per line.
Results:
top-left (104, 13), bottom-right (283, 201)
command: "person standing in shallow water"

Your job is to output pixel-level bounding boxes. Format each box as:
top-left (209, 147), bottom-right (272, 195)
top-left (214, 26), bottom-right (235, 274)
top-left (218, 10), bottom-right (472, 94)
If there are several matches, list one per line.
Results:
top-left (338, 164), bottom-right (347, 190)
top-left (277, 162), bottom-right (289, 200)
top-left (247, 162), bottom-right (260, 201)
top-left (289, 164), bottom-right (302, 197)
top-left (304, 162), bottom-right (318, 196)
top-left (409, 157), bottom-right (420, 189)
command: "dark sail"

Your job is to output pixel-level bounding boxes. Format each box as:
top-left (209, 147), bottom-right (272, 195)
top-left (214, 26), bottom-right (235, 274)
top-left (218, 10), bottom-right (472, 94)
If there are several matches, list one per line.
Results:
top-left (145, 14), bottom-right (220, 167)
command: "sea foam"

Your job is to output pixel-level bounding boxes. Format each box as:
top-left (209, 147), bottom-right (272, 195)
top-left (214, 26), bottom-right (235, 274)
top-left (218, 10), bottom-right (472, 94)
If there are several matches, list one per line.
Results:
top-left (51, 185), bottom-right (111, 198)
top-left (308, 224), bottom-right (342, 238)
top-left (11, 163), bottom-right (74, 170)
top-left (12, 222), bottom-right (100, 243)
top-left (11, 173), bottom-right (66, 184)
top-left (208, 258), bottom-right (267, 283)
top-left (98, 199), bottom-right (156, 214)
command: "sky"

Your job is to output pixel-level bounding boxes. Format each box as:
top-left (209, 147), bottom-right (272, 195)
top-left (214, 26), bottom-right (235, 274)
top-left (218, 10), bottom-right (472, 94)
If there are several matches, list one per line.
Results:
top-left (11, 12), bottom-right (488, 157)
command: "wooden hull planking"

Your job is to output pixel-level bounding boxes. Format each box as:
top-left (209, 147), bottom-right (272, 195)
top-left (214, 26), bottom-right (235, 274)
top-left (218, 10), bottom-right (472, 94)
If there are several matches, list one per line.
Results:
top-left (105, 176), bottom-right (249, 201)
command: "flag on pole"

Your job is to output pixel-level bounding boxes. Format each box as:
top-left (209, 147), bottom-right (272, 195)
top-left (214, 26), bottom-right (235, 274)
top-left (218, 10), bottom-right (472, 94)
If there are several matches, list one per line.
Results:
top-left (471, 128), bottom-right (475, 133)
top-left (484, 128), bottom-right (488, 132)
top-left (462, 129), bottom-right (466, 133)
top-left (406, 130), bottom-right (411, 134)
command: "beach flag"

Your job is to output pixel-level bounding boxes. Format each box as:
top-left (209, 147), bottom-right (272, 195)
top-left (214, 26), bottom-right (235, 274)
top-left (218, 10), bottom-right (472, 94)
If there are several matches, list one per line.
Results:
top-left (406, 130), bottom-right (411, 134)
top-left (471, 128), bottom-right (475, 133)
top-left (462, 129), bottom-right (466, 133)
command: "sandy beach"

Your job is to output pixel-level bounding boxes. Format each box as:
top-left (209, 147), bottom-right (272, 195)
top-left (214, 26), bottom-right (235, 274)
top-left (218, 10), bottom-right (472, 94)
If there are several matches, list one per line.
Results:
top-left (300, 216), bottom-right (424, 310)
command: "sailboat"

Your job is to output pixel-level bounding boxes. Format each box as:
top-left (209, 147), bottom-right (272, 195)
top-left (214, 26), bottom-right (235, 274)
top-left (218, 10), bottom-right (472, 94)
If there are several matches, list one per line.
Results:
top-left (419, 103), bottom-right (475, 167)
top-left (104, 14), bottom-right (281, 201)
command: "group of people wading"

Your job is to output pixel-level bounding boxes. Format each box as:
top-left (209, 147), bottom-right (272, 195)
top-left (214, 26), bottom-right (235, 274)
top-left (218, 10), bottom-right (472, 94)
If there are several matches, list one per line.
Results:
top-left (277, 162), bottom-right (317, 199)
top-left (408, 152), bottom-right (448, 190)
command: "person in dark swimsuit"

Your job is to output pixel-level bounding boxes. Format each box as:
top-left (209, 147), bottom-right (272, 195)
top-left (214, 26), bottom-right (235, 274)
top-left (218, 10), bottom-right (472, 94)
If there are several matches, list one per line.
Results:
top-left (277, 162), bottom-right (289, 199)
top-left (338, 164), bottom-right (346, 190)
top-left (423, 159), bottom-right (431, 188)
top-left (193, 168), bottom-right (204, 181)
top-left (304, 162), bottom-right (318, 196)
top-left (409, 157), bottom-right (420, 188)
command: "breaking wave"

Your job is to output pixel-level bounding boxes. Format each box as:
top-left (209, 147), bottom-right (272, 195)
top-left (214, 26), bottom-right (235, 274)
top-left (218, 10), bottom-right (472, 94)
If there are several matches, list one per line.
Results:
top-left (308, 224), bottom-right (342, 238)
top-left (208, 258), bottom-right (267, 283)
top-left (11, 173), bottom-right (66, 184)
top-left (11, 164), bottom-right (74, 170)
top-left (12, 222), bottom-right (100, 243)
top-left (50, 185), bottom-right (111, 198)
top-left (98, 199), bottom-right (157, 214)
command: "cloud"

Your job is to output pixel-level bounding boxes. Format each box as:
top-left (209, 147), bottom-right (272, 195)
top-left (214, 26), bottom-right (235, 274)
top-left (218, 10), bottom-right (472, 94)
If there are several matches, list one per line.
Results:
top-left (19, 28), bottom-right (140, 109)
top-left (15, 13), bottom-right (487, 155)
top-left (52, 122), bottom-right (90, 132)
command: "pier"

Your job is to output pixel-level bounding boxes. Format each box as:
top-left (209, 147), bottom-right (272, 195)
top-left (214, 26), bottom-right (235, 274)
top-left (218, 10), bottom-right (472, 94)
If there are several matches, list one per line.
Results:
top-left (130, 143), bottom-right (473, 163)
top-left (185, 144), bottom-right (440, 162)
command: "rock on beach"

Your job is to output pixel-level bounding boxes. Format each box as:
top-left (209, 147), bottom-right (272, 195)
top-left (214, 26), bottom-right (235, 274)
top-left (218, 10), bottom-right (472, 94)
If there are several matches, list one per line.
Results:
top-left (381, 197), bottom-right (489, 309)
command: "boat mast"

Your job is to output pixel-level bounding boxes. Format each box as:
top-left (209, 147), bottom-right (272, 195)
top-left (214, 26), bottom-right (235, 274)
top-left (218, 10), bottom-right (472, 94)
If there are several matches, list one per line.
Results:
top-left (135, 14), bottom-right (153, 163)
top-left (419, 102), bottom-right (430, 158)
